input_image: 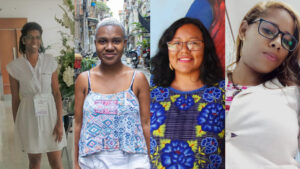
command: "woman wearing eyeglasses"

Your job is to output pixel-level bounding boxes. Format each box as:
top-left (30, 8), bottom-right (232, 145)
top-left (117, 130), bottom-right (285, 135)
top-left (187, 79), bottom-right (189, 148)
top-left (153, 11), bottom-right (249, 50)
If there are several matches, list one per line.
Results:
top-left (226, 1), bottom-right (300, 168)
top-left (150, 17), bottom-right (224, 169)
top-left (6, 22), bottom-right (66, 169)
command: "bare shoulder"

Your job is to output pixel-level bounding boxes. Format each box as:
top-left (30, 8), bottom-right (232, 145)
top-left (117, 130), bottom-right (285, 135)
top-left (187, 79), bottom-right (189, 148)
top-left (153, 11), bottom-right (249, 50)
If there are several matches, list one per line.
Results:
top-left (134, 71), bottom-right (149, 89)
top-left (75, 71), bottom-right (89, 90)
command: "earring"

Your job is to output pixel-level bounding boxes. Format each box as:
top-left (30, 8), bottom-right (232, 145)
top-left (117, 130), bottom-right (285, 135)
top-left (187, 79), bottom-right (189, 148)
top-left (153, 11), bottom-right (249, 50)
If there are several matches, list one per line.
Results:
top-left (169, 63), bottom-right (174, 71)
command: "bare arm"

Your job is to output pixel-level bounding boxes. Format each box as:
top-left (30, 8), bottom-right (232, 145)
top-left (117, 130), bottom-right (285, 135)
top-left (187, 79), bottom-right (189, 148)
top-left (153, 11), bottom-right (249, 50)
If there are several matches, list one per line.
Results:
top-left (9, 75), bottom-right (20, 122)
top-left (134, 72), bottom-right (150, 156)
top-left (51, 71), bottom-right (64, 142)
top-left (74, 72), bottom-right (88, 168)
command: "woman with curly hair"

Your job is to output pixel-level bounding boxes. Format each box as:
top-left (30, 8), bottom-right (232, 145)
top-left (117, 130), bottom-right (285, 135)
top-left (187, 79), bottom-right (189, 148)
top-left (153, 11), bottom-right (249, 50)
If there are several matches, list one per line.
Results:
top-left (150, 17), bottom-right (224, 169)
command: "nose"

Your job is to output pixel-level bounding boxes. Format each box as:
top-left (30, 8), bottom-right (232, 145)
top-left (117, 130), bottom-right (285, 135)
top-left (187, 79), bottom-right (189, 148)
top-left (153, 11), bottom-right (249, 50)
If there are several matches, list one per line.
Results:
top-left (106, 42), bottom-right (114, 51)
top-left (180, 42), bottom-right (190, 53)
top-left (270, 34), bottom-right (282, 50)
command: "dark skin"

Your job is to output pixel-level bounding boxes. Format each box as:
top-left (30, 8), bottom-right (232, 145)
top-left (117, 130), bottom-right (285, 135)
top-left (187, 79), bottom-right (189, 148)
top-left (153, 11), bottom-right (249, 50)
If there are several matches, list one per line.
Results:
top-left (74, 25), bottom-right (150, 169)
top-left (9, 29), bottom-right (64, 169)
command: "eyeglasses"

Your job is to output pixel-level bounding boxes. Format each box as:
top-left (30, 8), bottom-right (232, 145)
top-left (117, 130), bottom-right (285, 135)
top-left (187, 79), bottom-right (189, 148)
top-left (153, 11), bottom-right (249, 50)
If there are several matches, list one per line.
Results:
top-left (251, 18), bottom-right (298, 51)
top-left (166, 40), bottom-right (204, 51)
top-left (25, 35), bottom-right (41, 41)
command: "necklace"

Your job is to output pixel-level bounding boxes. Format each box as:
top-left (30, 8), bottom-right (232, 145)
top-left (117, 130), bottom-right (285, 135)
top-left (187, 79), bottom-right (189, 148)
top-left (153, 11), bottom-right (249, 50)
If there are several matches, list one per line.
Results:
top-left (228, 72), bottom-right (242, 97)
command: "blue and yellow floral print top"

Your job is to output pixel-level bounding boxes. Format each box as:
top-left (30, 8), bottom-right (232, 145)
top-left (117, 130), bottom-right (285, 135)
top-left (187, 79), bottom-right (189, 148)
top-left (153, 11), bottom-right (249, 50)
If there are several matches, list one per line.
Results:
top-left (150, 80), bottom-right (225, 169)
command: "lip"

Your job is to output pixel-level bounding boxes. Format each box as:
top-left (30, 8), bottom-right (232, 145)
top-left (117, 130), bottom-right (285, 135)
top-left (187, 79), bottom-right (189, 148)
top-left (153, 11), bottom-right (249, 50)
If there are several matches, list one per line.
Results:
top-left (178, 57), bottom-right (193, 63)
top-left (263, 52), bottom-right (278, 62)
top-left (32, 45), bottom-right (38, 49)
top-left (103, 53), bottom-right (117, 58)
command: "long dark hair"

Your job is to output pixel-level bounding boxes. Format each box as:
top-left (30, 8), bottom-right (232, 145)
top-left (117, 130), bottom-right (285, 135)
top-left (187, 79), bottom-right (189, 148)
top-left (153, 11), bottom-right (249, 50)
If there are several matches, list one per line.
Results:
top-left (19, 22), bottom-right (45, 54)
top-left (151, 17), bottom-right (223, 87)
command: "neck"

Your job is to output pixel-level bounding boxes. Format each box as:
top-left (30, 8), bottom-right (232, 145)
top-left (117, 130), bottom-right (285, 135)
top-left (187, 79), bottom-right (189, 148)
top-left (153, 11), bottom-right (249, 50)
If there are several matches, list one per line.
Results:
top-left (171, 71), bottom-right (204, 91)
top-left (25, 51), bottom-right (39, 67)
top-left (25, 51), bottom-right (38, 60)
top-left (231, 62), bottom-right (262, 86)
top-left (99, 60), bottom-right (124, 75)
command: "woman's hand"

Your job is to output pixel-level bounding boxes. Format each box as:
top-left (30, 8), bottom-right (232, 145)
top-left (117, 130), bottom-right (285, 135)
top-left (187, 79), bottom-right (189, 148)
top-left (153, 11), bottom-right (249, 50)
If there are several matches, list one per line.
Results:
top-left (74, 162), bottom-right (81, 169)
top-left (53, 120), bottom-right (64, 142)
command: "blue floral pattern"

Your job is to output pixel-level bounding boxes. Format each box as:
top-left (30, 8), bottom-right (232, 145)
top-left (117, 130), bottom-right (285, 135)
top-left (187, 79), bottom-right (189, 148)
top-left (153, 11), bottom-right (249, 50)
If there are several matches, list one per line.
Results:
top-left (150, 102), bottom-right (166, 132)
top-left (201, 137), bottom-right (218, 154)
top-left (161, 140), bottom-right (195, 169)
top-left (203, 87), bottom-right (222, 102)
top-left (208, 154), bottom-right (222, 169)
top-left (150, 137), bottom-right (157, 155)
top-left (197, 103), bottom-right (225, 133)
top-left (150, 80), bottom-right (225, 169)
top-left (175, 95), bottom-right (195, 110)
top-left (151, 87), bottom-right (169, 101)
top-left (219, 80), bottom-right (225, 88)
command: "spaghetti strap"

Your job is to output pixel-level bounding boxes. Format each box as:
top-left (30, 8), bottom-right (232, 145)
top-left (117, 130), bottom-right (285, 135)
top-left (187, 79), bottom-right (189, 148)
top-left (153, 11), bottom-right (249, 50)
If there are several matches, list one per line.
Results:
top-left (87, 71), bottom-right (91, 93)
top-left (129, 71), bottom-right (136, 90)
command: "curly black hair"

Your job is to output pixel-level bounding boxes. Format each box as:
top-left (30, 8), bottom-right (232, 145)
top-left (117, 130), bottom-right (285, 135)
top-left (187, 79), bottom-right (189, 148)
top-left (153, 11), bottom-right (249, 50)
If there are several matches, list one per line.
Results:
top-left (19, 22), bottom-right (45, 54)
top-left (151, 17), bottom-right (223, 87)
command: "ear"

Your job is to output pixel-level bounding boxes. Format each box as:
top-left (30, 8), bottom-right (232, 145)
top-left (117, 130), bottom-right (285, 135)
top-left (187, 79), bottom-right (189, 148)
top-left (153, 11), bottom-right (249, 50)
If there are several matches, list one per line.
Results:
top-left (22, 37), bottom-right (26, 44)
top-left (238, 20), bottom-right (248, 41)
top-left (123, 39), bottom-right (127, 48)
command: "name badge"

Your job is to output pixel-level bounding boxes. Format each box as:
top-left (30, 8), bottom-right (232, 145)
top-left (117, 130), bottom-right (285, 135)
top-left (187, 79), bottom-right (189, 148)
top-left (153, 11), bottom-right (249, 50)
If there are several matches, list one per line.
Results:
top-left (33, 94), bottom-right (49, 116)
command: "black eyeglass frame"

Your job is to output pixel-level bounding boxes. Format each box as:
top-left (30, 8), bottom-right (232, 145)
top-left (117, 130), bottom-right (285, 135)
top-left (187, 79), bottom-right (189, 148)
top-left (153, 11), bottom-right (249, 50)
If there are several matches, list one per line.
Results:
top-left (250, 18), bottom-right (298, 51)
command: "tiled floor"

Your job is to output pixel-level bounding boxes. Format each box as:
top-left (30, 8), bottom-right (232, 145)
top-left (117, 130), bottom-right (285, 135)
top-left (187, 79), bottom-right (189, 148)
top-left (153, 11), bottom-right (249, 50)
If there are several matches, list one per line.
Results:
top-left (0, 99), bottom-right (73, 169)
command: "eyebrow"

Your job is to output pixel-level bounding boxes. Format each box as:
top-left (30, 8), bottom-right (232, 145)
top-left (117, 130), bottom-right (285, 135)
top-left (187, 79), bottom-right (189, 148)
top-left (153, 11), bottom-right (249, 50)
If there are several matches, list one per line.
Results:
top-left (172, 36), bottom-right (203, 40)
top-left (262, 18), bottom-right (294, 34)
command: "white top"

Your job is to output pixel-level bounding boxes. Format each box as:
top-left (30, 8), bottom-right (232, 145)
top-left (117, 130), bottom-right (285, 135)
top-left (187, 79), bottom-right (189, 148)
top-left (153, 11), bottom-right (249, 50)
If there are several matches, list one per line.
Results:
top-left (226, 78), bottom-right (300, 169)
top-left (6, 53), bottom-right (66, 153)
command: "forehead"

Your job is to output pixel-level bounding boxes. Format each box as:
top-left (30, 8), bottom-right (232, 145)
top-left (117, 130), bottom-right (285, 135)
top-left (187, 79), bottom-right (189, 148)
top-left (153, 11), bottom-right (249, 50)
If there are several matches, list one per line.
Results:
top-left (173, 24), bottom-right (203, 39)
top-left (96, 25), bottom-right (124, 38)
top-left (262, 8), bottom-right (295, 34)
top-left (26, 30), bottom-right (41, 36)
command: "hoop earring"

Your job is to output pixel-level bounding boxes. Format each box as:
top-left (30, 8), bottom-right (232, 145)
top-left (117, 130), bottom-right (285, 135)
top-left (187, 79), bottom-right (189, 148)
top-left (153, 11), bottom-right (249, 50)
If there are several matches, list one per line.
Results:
top-left (169, 63), bottom-right (174, 71)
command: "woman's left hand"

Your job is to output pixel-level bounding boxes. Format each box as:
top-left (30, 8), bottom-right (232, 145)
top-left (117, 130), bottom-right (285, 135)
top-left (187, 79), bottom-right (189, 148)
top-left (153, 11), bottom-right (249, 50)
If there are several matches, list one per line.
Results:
top-left (53, 121), bottom-right (64, 142)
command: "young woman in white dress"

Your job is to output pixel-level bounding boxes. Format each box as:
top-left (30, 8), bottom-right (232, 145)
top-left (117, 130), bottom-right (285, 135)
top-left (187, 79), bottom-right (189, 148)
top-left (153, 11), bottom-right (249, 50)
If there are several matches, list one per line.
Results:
top-left (6, 22), bottom-right (66, 169)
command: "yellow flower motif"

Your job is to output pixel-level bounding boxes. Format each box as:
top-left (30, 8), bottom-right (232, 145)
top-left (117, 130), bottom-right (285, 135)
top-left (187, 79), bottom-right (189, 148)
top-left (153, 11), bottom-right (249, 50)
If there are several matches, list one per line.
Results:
top-left (187, 140), bottom-right (198, 152)
top-left (157, 163), bottom-right (165, 169)
top-left (218, 147), bottom-right (221, 154)
top-left (198, 146), bottom-right (205, 156)
top-left (160, 139), bottom-right (171, 150)
top-left (195, 125), bottom-right (206, 137)
top-left (170, 94), bottom-right (180, 102)
top-left (192, 95), bottom-right (201, 103)
top-left (160, 102), bottom-right (171, 111)
top-left (193, 162), bottom-right (199, 169)
top-left (197, 103), bottom-right (207, 112)
top-left (198, 159), bottom-right (207, 164)
top-left (153, 124), bottom-right (166, 137)
top-left (218, 129), bottom-right (225, 138)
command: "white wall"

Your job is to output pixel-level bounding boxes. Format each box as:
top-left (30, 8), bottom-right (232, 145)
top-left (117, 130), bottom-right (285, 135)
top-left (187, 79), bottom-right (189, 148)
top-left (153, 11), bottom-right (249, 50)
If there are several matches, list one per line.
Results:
top-left (226, 0), bottom-right (300, 67)
top-left (150, 0), bottom-right (194, 56)
top-left (0, 0), bottom-right (70, 57)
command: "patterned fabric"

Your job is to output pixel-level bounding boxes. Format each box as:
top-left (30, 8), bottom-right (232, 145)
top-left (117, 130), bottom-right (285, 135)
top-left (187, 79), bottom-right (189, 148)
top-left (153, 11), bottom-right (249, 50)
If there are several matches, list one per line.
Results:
top-left (79, 71), bottom-right (147, 156)
top-left (150, 81), bottom-right (225, 169)
top-left (225, 81), bottom-right (248, 112)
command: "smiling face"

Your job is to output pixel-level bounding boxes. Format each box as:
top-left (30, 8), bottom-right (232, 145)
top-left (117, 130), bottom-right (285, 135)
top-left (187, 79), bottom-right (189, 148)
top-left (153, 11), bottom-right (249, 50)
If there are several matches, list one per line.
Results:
top-left (168, 24), bottom-right (204, 74)
top-left (95, 25), bottom-right (126, 65)
top-left (239, 8), bottom-right (295, 74)
top-left (23, 30), bottom-right (41, 54)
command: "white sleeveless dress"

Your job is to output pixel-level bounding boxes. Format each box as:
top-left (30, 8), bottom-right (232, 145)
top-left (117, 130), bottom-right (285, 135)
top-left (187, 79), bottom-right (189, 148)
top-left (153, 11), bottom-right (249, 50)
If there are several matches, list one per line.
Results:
top-left (6, 53), bottom-right (66, 153)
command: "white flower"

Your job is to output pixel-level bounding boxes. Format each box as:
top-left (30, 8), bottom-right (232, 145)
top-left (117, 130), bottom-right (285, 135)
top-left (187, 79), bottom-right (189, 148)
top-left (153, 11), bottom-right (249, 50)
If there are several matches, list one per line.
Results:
top-left (63, 66), bottom-right (74, 87)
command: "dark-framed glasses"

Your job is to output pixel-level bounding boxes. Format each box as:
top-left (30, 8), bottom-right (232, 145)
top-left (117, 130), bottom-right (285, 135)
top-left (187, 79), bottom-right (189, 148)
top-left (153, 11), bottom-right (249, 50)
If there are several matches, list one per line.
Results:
top-left (166, 40), bottom-right (204, 51)
top-left (252, 18), bottom-right (298, 51)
